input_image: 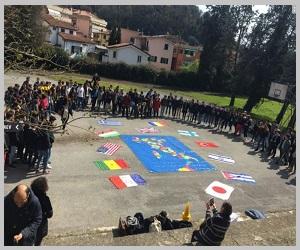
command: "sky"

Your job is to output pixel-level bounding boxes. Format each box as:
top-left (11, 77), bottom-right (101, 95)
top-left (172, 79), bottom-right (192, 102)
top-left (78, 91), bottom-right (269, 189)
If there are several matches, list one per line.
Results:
top-left (198, 5), bottom-right (269, 13)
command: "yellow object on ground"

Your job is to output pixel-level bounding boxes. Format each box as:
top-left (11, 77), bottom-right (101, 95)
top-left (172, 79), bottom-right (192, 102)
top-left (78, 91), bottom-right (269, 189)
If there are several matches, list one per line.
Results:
top-left (182, 202), bottom-right (191, 221)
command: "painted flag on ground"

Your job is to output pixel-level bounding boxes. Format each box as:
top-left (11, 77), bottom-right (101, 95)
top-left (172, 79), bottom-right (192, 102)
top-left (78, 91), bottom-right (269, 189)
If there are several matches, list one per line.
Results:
top-left (137, 127), bottom-right (160, 134)
top-left (208, 154), bottom-right (235, 164)
top-left (205, 181), bottom-right (234, 200)
top-left (98, 120), bottom-right (122, 126)
top-left (222, 171), bottom-right (256, 183)
top-left (177, 130), bottom-right (199, 137)
top-left (98, 131), bottom-right (120, 138)
top-left (196, 141), bottom-right (219, 148)
top-left (94, 159), bottom-right (129, 170)
top-left (109, 174), bottom-right (146, 189)
top-left (97, 143), bottom-right (121, 156)
top-left (95, 129), bottom-right (113, 135)
top-left (148, 121), bottom-right (166, 127)
top-left (178, 166), bottom-right (194, 172)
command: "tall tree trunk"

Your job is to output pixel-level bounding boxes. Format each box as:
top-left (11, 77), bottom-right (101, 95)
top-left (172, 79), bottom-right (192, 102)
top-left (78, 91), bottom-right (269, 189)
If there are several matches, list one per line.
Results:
top-left (288, 107), bottom-right (296, 129)
top-left (276, 100), bottom-right (289, 124)
top-left (229, 94), bottom-right (235, 107)
top-left (243, 95), bottom-right (261, 113)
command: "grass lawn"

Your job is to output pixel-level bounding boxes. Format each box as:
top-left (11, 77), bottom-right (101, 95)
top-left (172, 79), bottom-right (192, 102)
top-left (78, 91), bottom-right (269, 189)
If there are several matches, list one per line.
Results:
top-left (48, 72), bottom-right (293, 126)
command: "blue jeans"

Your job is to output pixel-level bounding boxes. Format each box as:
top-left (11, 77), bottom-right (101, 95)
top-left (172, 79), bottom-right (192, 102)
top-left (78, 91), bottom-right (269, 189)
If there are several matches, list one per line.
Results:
top-left (256, 136), bottom-right (266, 151)
top-left (48, 148), bottom-right (52, 163)
top-left (36, 150), bottom-right (49, 171)
top-left (9, 146), bottom-right (17, 165)
top-left (77, 97), bottom-right (84, 110)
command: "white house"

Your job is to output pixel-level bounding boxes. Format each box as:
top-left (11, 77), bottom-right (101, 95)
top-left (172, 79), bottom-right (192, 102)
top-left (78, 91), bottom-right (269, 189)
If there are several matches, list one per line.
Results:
top-left (58, 32), bottom-right (96, 55)
top-left (42, 14), bottom-right (95, 55)
top-left (43, 14), bottom-right (78, 45)
top-left (107, 43), bottom-right (150, 66)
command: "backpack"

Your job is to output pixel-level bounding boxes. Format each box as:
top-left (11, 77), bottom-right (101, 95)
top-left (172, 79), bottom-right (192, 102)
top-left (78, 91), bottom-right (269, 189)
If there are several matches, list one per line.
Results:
top-left (149, 217), bottom-right (162, 233)
top-left (118, 217), bottom-right (128, 236)
top-left (126, 216), bottom-right (140, 235)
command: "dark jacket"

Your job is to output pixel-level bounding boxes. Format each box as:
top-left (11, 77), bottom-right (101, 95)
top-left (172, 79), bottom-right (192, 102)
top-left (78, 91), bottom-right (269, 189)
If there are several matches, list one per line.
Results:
top-left (33, 191), bottom-right (53, 244)
top-left (4, 188), bottom-right (42, 246)
top-left (195, 208), bottom-right (231, 246)
top-left (6, 131), bottom-right (18, 146)
top-left (36, 130), bottom-right (51, 151)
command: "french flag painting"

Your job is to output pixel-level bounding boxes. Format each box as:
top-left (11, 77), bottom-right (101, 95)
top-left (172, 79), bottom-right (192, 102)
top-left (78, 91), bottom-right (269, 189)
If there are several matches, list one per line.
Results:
top-left (222, 171), bottom-right (256, 184)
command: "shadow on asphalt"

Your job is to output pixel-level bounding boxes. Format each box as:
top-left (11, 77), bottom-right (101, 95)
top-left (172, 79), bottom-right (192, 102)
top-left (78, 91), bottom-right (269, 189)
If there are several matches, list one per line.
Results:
top-left (4, 163), bottom-right (41, 184)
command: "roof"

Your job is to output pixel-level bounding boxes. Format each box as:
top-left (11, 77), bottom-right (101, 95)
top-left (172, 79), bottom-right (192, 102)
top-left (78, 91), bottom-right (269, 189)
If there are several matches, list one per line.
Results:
top-left (95, 45), bottom-right (108, 50)
top-left (42, 14), bottom-right (77, 30)
top-left (107, 43), bottom-right (151, 56)
top-left (134, 35), bottom-right (176, 44)
top-left (58, 32), bottom-right (96, 44)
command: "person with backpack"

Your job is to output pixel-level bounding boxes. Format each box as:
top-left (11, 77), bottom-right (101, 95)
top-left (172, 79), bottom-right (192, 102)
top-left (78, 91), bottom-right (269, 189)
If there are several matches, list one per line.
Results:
top-left (30, 177), bottom-right (53, 246)
top-left (191, 200), bottom-right (232, 246)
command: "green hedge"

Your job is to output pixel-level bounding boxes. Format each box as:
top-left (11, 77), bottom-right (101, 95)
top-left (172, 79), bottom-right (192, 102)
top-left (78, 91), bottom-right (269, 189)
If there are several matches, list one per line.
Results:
top-left (70, 58), bottom-right (204, 90)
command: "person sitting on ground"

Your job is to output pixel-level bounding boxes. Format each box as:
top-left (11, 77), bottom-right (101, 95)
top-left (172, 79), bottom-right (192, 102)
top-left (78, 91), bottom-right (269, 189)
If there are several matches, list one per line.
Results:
top-left (191, 200), bottom-right (232, 246)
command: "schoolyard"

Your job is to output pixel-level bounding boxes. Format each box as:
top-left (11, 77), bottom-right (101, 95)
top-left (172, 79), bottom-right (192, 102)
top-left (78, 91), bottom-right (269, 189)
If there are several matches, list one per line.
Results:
top-left (4, 71), bottom-right (295, 234)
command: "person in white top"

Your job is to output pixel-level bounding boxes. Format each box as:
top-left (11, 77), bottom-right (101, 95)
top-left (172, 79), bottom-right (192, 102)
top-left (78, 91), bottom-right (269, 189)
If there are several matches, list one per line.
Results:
top-left (77, 84), bottom-right (85, 110)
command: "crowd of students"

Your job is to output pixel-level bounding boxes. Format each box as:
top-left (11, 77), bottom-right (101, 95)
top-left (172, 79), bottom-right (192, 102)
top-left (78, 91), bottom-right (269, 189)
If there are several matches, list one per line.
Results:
top-left (3, 75), bottom-right (296, 246)
top-left (4, 75), bottom-right (296, 176)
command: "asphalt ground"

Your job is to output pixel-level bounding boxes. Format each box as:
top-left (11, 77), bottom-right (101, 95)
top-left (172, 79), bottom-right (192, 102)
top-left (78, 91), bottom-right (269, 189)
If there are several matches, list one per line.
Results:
top-left (4, 72), bottom-right (296, 235)
top-left (4, 111), bottom-right (296, 234)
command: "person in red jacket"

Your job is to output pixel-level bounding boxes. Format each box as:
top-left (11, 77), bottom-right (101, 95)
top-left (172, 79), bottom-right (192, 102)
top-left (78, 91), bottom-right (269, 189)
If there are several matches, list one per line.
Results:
top-left (153, 97), bottom-right (161, 118)
top-left (39, 94), bottom-right (49, 120)
top-left (122, 93), bottom-right (131, 118)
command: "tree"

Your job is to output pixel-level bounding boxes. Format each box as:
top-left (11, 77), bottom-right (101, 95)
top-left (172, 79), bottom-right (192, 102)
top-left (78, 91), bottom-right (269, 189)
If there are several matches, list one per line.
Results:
top-left (242, 6), bottom-right (295, 112)
top-left (116, 27), bottom-right (121, 44)
top-left (5, 5), bottom-right (46, 71)
top-left (5, 5), bottom-right (71, 72)
top-left (198, 6), bottom-right (237, 92)
top-left (72, 5), bottom-right (204, 44)
top-left (228, 5), bottom-right (256, 106)
top-left (108, 27), bottom-right (117, 45)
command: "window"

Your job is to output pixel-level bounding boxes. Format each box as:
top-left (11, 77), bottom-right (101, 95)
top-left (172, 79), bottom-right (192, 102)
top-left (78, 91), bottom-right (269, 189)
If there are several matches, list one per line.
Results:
top-left (137, 55), bottom-right (142, 63)
top-left (164, 44), bottom-right (169, 50)
top-left (146, 41), bottom-right (149, 50)
top-left (53, 27), bottom-right (56, 31)
top-left (61, 28), bottom-right (65, 33)
top-left (148, 56), bottom-right (157, 62)
top-left (173, 48), bottom-right (177, 53)
top-left (160, 57), bottom-right (169, 64)
top-left (113, 51), bottom-right (117, 58)
top-left (70, 30), bottom-right (73, 35)
top-left (104, 35), bottom-right (106, 39)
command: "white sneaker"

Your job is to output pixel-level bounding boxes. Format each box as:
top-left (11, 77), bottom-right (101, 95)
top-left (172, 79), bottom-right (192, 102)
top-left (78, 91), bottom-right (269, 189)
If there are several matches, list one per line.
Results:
top-left (47, 164), bottom-right (52, 169)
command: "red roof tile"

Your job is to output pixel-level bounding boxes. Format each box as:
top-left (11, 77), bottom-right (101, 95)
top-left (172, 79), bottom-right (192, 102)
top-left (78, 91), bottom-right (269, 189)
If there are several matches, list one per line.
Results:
top-left (58, 32), bottom-right (96, 44)
top-left (42, 14), bottom-right (77, 30)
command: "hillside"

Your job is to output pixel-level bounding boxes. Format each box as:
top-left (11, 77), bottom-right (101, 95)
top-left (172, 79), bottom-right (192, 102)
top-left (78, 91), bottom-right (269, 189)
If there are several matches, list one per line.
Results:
top-left (69, 5), bottom-right (204, 45)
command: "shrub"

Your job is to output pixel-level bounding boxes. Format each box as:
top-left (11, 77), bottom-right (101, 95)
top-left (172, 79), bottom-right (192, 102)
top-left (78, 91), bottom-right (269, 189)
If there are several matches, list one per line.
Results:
top-left (35, 44), bottom-right (69, 69)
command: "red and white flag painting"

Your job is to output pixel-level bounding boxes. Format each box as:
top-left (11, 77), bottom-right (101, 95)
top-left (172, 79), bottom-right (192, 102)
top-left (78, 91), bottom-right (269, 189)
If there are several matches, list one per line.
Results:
top-left (196, 141), bottom-right (219, 148)
top-left (97, 143), bottom-right (121, 156)
top-left (205, 181), bottom-right (234, 200)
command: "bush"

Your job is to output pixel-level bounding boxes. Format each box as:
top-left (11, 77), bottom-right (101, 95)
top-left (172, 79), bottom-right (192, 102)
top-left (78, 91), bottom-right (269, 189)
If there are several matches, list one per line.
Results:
top-left (69, 58), bottom-right (204, 91)
top-left (35, 44), bottom-right (69, 69)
